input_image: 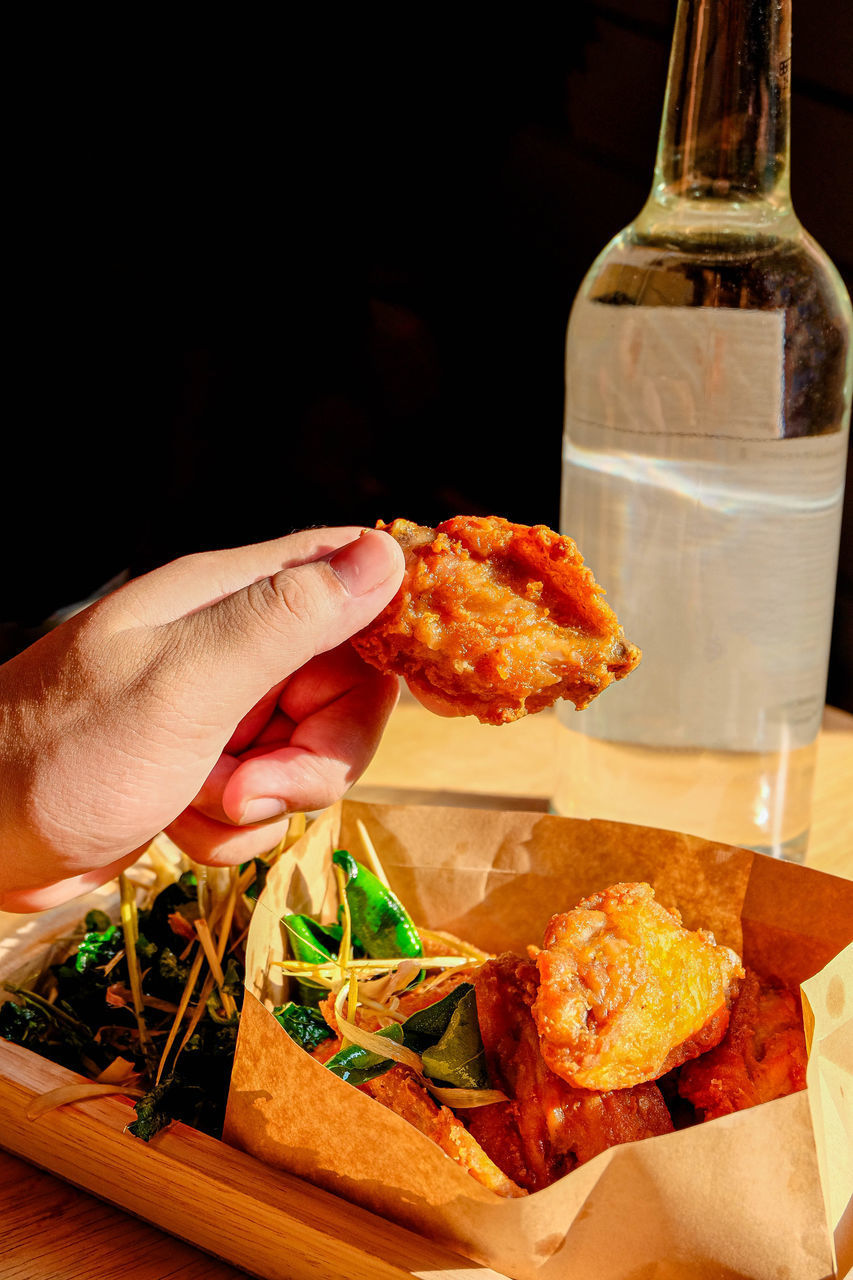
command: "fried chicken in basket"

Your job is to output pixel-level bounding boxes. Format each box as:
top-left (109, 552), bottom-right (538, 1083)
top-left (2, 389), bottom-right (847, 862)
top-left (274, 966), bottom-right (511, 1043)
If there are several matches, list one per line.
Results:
top-left (676, 968), bottom-right (808, 1120)
top-left (351, 515), bottom-right (641, 725)
top-left (298, 874), bottom-right (809, 1199)
top-left (366, 1064), bottom-right (526, 1198)
top-left (463, 954), bottom-right (674, 1192)
top-left (311, 950), bottom-right (674, 1197)
top-left (530, 882), bottom-right (744, 1091)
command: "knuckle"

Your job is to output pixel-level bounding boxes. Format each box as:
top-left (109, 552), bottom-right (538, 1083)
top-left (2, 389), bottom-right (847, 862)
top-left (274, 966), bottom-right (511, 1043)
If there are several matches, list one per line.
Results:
top-left (247, 569), bottom-right (320, 632)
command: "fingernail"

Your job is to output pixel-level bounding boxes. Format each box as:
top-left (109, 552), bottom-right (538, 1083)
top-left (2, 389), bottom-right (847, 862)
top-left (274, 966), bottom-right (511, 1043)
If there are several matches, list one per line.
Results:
top-left (328, 530), bottom-right (400, 596)
top-left (240, 797), bottom-right (288, 825)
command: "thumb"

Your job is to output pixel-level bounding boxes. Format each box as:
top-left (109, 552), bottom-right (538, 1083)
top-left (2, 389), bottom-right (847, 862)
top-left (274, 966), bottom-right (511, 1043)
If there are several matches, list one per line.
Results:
top-left (171, 528), bottom-right (404, 714)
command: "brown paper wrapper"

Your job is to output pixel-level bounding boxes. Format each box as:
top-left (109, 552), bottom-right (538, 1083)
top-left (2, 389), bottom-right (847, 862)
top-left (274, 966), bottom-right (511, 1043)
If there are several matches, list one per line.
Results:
top-left (223, 801), bottom-right (853, 1280)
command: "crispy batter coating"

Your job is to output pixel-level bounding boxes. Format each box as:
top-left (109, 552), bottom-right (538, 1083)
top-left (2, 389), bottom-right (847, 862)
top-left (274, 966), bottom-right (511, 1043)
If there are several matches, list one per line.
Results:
top-left (351, 516), bottom-right (641, 725)
top-left (530, 882), bottom-right (744, 1091)
top-left (464, 954), bottom-right (673, 1192)
top-left (365, 1066), bottom-right (526, 1198)
top-left (676, 968), bottom-right (807, 1121)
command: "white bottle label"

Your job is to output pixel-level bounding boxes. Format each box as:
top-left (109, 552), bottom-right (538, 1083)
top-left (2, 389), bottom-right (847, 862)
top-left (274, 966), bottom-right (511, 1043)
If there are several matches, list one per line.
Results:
top-left (568, 300), bottom-right (786, 441)
top-left (561, 299), bottom-right (849, 752)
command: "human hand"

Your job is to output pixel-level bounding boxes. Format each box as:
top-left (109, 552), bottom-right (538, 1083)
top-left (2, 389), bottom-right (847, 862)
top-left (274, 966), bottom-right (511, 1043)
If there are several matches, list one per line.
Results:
top-left (0, 527), bottom-right (404, 912)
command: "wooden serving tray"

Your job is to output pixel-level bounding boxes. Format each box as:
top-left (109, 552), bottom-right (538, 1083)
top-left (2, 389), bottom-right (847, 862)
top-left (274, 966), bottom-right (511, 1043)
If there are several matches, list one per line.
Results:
top-left (0, 1040), bottom-right (508, 1280)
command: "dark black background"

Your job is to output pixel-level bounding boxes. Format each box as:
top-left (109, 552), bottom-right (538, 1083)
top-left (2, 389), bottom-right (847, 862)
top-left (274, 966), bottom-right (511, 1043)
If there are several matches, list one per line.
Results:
top-left (6, 2), bottom-right (853, 708)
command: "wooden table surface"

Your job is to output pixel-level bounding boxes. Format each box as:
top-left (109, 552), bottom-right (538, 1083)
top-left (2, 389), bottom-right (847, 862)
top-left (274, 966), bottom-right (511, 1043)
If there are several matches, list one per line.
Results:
top-left (1, 697), bottom-right (851, 1280)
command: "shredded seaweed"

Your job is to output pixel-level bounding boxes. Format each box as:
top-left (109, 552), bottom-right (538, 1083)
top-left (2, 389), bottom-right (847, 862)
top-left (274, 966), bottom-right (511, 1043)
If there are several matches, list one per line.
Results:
top-left (1, 848), bottom-right (251, 1142)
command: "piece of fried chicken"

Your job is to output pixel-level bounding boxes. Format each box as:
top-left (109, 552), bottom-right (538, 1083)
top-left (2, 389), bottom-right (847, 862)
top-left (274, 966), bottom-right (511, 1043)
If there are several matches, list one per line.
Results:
top-left (530, 882), bottom-right (744, 1091)
top-left (676, 967), bottom-right (807, 1121)
top-left (312, 977), bottom-right (525, 1198)
top-left (462, 954), bottom-right (673, 1192)
top-left (366, 1065), bottom-right (526, 1198)
top-left (351, 516), bottom-right (641, 725)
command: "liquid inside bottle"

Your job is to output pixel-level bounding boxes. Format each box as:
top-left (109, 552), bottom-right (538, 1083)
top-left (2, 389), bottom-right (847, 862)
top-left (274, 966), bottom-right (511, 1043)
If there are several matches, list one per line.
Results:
top-left (555, 0), bottom-right (852, 860)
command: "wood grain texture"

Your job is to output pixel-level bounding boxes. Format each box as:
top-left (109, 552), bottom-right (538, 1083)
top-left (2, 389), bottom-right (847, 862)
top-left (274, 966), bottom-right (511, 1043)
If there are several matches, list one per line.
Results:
top-left (0, 1041), bottom-right (508, 1280)
top-left (0, 1149), bottom-right (246, 1279)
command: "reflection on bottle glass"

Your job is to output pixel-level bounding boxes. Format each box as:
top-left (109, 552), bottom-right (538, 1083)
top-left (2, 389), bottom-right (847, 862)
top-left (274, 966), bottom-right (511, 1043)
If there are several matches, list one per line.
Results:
top-left (556, 0), bottom-right (852, 860)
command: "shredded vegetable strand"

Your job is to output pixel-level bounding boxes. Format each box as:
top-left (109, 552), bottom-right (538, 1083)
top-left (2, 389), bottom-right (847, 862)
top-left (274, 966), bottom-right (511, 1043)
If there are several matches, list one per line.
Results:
top-left (196, 863), bottom-right (211, 918)
top-left (424, 1083), bottom-right (509, 1108)
top-left (27, 1082), bottom-right (145, 1120)
top-left (273, 955), bottom-right (469, 974)
top-left (235, 861), bottom-right (260, 899)
top-left (214, 869), bottom-right (240, 964)
top-left (100, 948), bottom-right (127, 978)
top-left (140, 994), bottom-right (181, 1014)
top-left (355, 818), bottom-right (390, 887)
top-left (155, 948), bottom-right (205, 1085)
top-left (194, 918), bottom-right (237, 1019)
top-left (173, 971), bottom-right (217, 1065)
top-left (359, 957), bottom-right (423, 1005)
top-left (95, 1056), bottom-right (138, 1084)
top-left (333, 986), bottom-right (424, 1074)
top-left (332, 860), bottom-right (354, 1046)
top-left (118, 873), bottom-right (149, 1051)
top-left (228, 920), bottom-right (251, 956)
top-left (332, 861), bottom-right (352, 978)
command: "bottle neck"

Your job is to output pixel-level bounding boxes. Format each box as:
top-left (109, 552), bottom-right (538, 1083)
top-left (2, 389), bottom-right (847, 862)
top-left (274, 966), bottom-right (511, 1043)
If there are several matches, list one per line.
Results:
top-left (645, 0), bottom-right (793, 225)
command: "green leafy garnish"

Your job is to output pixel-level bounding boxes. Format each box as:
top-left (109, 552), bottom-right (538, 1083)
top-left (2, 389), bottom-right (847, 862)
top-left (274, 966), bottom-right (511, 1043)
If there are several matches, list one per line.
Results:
top-left (399, 984), bottom-right (472, 1050)
top-left (1, 865), bottom-right (249, 1144)
top-left (74, 925), bottom-right (121, 974)
top-left (273, 1002), bottom-right (334, 1052)
top-left (323, 983), bottom-right (488, 1089)
top-left (128, 1077), bottom-right (208, 1142)
top-left (420, 987), bottom-right (488, 1088)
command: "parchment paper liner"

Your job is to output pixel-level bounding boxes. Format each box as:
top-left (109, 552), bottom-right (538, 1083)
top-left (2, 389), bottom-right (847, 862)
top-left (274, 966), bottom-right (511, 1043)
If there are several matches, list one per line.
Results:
top-left (224, 801), bottom-right (853, 1280)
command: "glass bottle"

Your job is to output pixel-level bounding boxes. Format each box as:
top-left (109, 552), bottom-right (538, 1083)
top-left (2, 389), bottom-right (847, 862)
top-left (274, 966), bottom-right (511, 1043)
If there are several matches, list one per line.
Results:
top-left (553, 0), bottom-right (852, 859)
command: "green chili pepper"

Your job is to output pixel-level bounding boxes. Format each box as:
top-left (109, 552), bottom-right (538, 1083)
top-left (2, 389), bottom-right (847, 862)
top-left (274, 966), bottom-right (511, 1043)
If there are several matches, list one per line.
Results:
top-left (324, 1021), bottom-right (405, 1086)
top-left (282, 915), bottom-right (343, 965)
top-left (281, 915), bottom-right (347, 1007)
top-left (331, 849), bottom-right (422, 960)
